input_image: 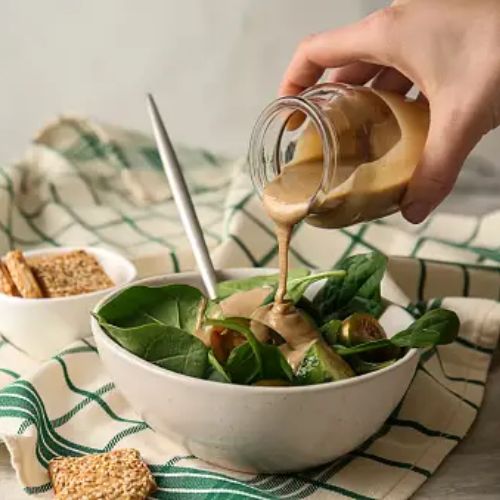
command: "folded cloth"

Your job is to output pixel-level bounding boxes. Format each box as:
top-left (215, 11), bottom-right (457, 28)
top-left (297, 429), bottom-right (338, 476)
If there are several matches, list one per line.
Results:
top-left (0, 118), bottom-right (498, 499)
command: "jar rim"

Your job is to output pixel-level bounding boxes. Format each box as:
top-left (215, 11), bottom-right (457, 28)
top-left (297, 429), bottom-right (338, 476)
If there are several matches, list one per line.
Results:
top-left (248, 93), bottom-right (338, 206)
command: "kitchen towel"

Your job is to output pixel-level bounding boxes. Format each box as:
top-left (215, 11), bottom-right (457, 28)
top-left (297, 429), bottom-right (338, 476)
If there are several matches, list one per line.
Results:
top-left (0, 117), bottom-right (498, 499)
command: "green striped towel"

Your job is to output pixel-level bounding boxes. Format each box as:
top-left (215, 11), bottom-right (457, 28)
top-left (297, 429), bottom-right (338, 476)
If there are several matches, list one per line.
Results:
top-left (0, 117), bottom-right (499, 499)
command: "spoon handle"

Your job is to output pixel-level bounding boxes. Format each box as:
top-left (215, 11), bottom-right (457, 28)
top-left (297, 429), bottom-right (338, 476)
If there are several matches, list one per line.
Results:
top-left (147, 94), bottom-right (218, 299)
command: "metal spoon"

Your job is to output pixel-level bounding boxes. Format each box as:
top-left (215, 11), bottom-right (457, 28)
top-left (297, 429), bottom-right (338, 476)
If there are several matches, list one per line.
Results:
top-left (146, 94), bottom-right (218, 299)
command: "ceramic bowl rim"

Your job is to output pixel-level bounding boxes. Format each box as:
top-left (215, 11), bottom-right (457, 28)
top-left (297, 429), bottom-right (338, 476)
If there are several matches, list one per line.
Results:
top-left (92, 268), bottom-right (419, 395)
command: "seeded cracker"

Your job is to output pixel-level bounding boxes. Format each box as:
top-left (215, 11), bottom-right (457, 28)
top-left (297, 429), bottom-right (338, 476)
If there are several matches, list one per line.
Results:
top-left (4, 250), bottom-right (43, 298)
top-left (29, 250), bottom-right (114, 297)
top-left (0, 260), bottom-right (19, 296)
top-left (49, 449), bottom-right (156, 499)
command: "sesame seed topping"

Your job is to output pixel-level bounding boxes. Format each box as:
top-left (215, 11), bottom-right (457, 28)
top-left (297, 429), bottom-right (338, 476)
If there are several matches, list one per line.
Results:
top-left (49, 449), bottom-right (156, 499)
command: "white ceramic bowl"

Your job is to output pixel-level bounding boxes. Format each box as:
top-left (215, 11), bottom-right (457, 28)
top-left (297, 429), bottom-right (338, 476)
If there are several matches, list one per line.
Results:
top-left (91, 268), bottom-right (419, 473)
top-left (0, 247), bottom-right (136, 360)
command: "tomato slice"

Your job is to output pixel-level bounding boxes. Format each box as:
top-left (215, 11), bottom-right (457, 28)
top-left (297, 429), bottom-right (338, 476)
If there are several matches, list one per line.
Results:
top-left (210, 327), bottom-right (246, 363)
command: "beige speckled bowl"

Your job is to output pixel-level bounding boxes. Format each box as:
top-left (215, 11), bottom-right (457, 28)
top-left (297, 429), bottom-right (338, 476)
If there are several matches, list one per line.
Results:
top-left (91, 268), bottom-right (419, 473)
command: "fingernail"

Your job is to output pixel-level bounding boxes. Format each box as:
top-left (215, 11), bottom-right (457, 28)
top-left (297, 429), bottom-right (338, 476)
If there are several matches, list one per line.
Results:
top-left (402, 202), bottom-right (429, 224)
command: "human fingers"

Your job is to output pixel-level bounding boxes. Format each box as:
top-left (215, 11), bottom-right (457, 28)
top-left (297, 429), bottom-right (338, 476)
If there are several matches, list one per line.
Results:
top-left (327, 62), bottom-right (381, 85)
top-left (279, 8), bottom-right (402, 96)
top-left (371, 67), bottom-right (414, 95)
top-left (402, 103), bottom-right (481, 223)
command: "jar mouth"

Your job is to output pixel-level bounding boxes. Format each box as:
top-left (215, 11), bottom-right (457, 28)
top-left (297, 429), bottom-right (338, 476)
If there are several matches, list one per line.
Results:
top-left (248, 95), bottom-right (337, 208)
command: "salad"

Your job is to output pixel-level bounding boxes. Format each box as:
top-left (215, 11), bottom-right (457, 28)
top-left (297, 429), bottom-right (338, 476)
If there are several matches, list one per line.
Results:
top-left (94, 253), bottom-right (460, 386)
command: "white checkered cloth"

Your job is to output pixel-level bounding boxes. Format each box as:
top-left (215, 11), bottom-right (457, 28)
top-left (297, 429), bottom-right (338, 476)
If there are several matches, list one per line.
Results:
top-left (0, 117), bottom-right (498, 499)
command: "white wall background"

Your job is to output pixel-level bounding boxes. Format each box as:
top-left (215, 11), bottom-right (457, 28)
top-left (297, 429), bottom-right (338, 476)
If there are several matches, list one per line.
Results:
top-left (1, 0), bottom-right (499, 211)
top-left (0, 0), bottom-right (368, 163)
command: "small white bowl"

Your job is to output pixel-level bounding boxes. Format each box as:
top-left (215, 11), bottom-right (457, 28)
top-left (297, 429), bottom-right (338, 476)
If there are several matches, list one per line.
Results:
top-left (92, 268), bottom-right (419, 473)
top-left (0, 246), bottom-right (136, 360)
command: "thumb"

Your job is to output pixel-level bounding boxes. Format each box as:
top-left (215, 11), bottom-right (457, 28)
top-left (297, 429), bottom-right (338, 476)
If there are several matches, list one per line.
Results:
top-left (402, 103), bottom-right (481, 223)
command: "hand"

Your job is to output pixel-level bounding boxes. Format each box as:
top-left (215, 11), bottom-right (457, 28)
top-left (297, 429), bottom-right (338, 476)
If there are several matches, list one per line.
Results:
top-left (279, 0), bottom-right (500, 223)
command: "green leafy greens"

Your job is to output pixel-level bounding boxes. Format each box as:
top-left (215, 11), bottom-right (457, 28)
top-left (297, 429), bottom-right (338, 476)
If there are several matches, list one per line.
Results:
top-left (216, 269), bottom-right (309, 300)
top-left (97, 284), bottom-right (204, 334)
top-left (207, 318), bottom-right (293, 384)
top-left (143, 326), bottom-right (208, 378)
top-left (94, 284), bottom-right (209, 378)
top-left (263, 270), bottom-right (347, 305)
top-left (95, 253), bottom-right (461, 387)
top-left (319, 319), bottom-right (342, 346)
top-left (208, 351), bottom-right (231, 383)
top-left (313, 253), bottom-right (387, 321)
top-left (333, 309), bottom-right (460, 357)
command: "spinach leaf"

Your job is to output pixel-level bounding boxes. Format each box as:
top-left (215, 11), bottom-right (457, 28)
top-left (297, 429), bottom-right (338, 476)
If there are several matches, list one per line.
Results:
top-left (334, 339), bottom-right (394, 357)
top-left (208, 317), bottom-right (293, 384)
top-left (226, 342), bottom-right (293, 384)
top-left (208, 370), bottom-right (231, 383)
top-left (285, 270), bottom-right (347, 304)
top-left (349, 356), bottom-right (397, 375)
top-left (96, 314), bottom-right (208, 378)
top-left (144, 327), bottom-right (208, 378)
top-left (97, 284), bottom-right (203, 334)
top-left (338, 296), bottom-right (387, 319)
top-left (259, 343), bottom-right (294, 382)
top-left (313, 253), bottom-right (387, 321)
top-left (208, 351), bottom-right (231, 383)
top-left (262, 270), bottom-right (347, 307)
top-left (335, 253), bottom-right (387, 305)
top-left (206, 317), bottom-right (263, 373)
top-left (262, 270), bottom-right (346, 309)
top-left (295, 297), bottom-right (320, 321)
top-left (96, 318), bottom-right (168, 358)
top-left (334, 308), bottom-right (460, 356)
top-left (216, 269), bottom-right (309, 300)
top-left (391, 308), bottom-right (460, 347)
top-left (225, 342), bottom-right (261, 384)
top-left (319, 319), bottom-right (342, 346)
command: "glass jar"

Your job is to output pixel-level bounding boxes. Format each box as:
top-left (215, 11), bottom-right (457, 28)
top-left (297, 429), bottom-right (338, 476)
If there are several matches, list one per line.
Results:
top-left (248, 83), bottom-right (429, 228)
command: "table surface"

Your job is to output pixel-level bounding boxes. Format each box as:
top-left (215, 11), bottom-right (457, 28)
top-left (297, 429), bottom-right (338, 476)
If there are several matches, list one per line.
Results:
top-left (1, 349), bottom-right (499, 499)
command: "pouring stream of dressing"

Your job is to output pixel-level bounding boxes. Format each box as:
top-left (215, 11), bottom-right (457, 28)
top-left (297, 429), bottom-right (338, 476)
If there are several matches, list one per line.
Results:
top-left (262, 161), bottom-right (319, 304)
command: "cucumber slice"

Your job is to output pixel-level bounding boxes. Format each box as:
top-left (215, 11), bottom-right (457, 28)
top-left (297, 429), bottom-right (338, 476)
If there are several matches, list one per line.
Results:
top-left (295, 340), bottom-right (354, 385)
